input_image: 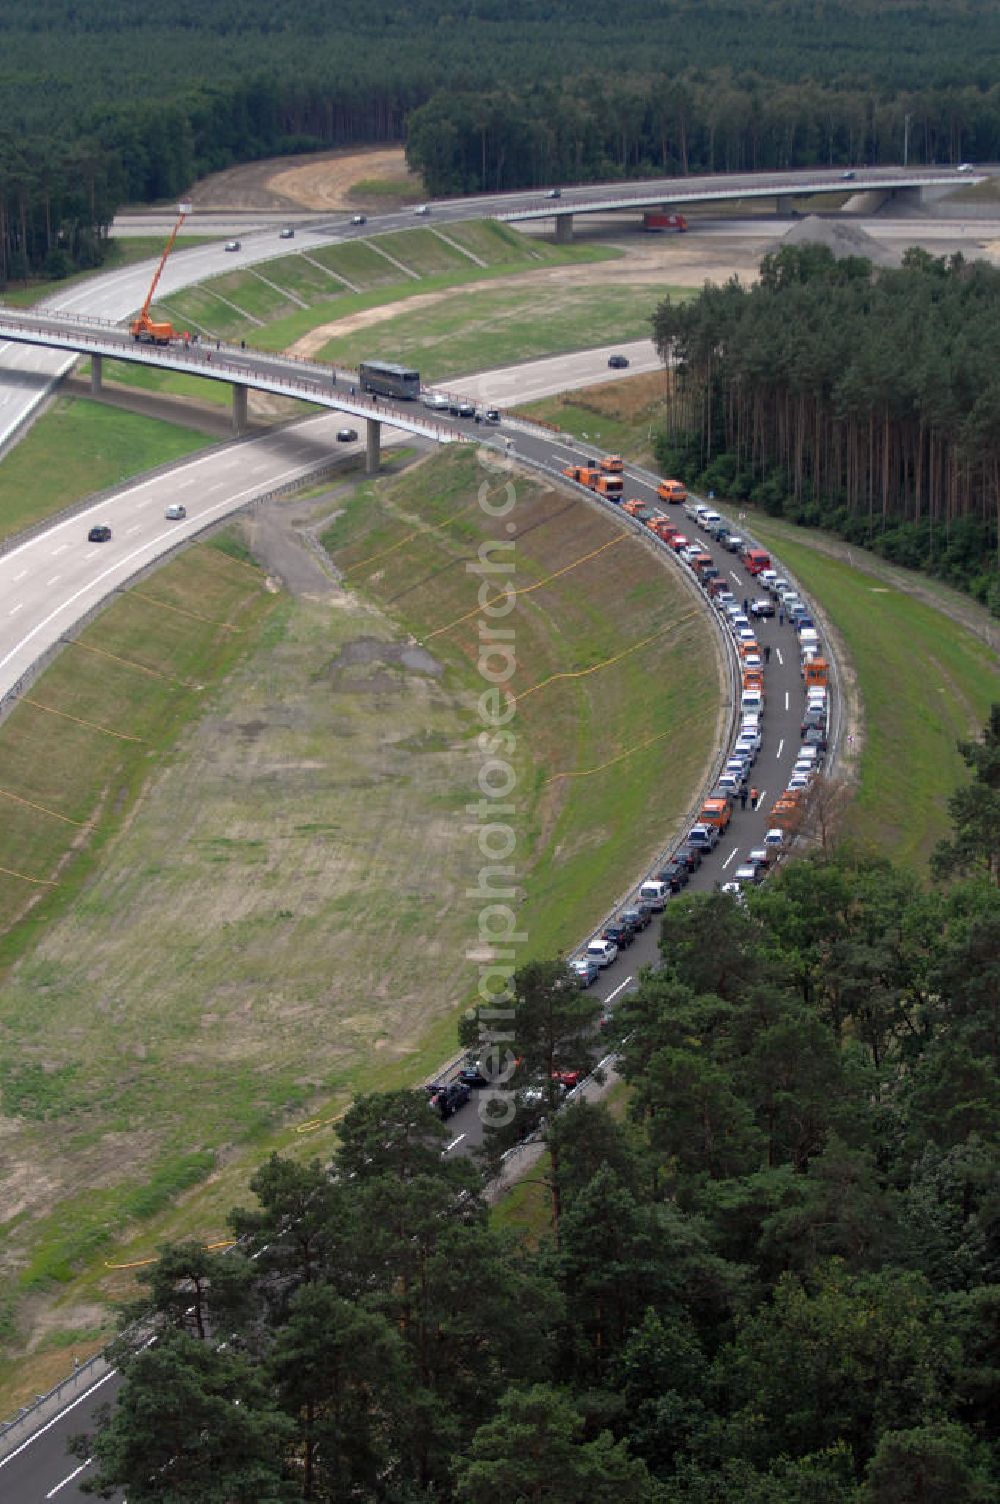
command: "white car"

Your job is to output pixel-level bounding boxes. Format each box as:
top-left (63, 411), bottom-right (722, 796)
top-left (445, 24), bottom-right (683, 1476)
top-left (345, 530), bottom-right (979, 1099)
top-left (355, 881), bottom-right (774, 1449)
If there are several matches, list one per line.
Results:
top-left (787, 774), bottom-right (812, 791)
top-left (957, 162), bottom-right (975, 173)
top-left (586, 937), bottom-right (619, 968)
top-left (224, 239), bottom-right (241, 252)
top-left (421, 391), bottom-right (450, 410)
top-left (164, 503), bottom-right (187, 520)
top-left (764, 827), bottom-right (785, 850)
top-left (413, 204), bottom-right (431, 215)
top-left (735, 864), bottom-right (762, 885)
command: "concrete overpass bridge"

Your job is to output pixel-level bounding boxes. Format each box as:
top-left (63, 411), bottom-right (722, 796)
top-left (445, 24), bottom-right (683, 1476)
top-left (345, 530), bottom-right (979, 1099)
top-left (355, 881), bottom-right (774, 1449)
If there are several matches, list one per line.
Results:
top-left (0, 308), bottom-right (463, 472)
top-left (496, 166), bottom-right (984, 241)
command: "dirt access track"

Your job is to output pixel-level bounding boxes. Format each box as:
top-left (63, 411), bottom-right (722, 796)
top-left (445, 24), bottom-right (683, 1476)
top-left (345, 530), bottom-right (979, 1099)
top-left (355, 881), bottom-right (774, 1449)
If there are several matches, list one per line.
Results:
top-left (188, 145), bottom-right (420, 211)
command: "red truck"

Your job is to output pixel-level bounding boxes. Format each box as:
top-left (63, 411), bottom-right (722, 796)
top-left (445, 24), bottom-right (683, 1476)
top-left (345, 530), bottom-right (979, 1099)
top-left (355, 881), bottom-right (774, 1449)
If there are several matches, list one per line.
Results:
top-left (643, 212), bottom-right (688, 232)
top-left (744, 548), bottom-right (771, 576)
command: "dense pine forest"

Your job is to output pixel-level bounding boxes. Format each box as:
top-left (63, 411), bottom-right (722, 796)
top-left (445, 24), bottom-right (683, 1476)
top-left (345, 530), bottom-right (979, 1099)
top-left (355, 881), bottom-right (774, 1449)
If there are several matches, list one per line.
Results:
top-left (3, 0), bottom-right (1000, 281)
top-left (653, 246), bottom-right (1000, 611)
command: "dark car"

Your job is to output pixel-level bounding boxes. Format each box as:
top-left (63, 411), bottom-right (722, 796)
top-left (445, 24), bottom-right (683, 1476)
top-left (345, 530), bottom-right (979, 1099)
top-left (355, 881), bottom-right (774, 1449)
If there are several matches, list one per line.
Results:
top-left (279, 227), bottom-right (295, 239)
top-left (794, 615), bottom-right (816, 633)
top-left (429, 1079), bottom-right (471, 1119)
top-left (449, 399), bottom-right (476, 418)
top-left (841, 169), bottom-right (856, 180)
top-left (621, 906), bottom-right (651, 933)
top-left (750, 598), bottom-right (775, 618)
top-left (337, 427), bottom-right (359, 442)
top-left (484, 408), bottom-right (501, 423)
top-left (675, 844), bottom-right (703, 872)
top-left (607, 354), bottom-right (630, 369)
top-left (87, 524), bottom-right (112, 542)
top-left (801, 708), bottom-right (826, 735)
top-left (802, 726), bottom-right (828, 751)
top-left (603, 922), bottom-right (634, 950)
top-left (351, 214), bottom-right (367, 225)
top-left (657, 861), bottom-right (689, 891)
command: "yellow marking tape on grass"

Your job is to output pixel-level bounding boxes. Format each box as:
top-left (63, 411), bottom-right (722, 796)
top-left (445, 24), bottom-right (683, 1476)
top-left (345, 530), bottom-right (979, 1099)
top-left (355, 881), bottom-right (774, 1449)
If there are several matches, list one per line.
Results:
top-left (105, 1239), bottom-right (236, 1271)
top-left (67, 638), bottom-right (195, 687)
top-left (124, 590), bottom-right (241, 631)
top-left (425, 533), bottom-right (629, 641)
top-left (22, 697), bottom-right (144, 743)
top-left (0, 787), bottom-right (86, 825)
top-left (344, 501), bottom-right (479, 575)
top-left (515, 609), bottom-right (700, 706)
top-left (542, 727), bottom-right (674, 786)
top-left (0, 863), bottom-right (58, 886)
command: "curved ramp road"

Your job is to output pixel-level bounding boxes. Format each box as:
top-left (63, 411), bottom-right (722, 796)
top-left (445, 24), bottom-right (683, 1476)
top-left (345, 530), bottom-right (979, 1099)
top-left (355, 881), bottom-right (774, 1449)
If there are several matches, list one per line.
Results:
top-left (0, 396), bottom-right (826, 1503)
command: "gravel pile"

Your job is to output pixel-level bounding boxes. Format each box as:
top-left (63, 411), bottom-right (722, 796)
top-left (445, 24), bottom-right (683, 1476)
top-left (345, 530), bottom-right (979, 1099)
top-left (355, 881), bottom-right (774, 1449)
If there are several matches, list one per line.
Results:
top-left (769, 214), bottom-right (898, 267)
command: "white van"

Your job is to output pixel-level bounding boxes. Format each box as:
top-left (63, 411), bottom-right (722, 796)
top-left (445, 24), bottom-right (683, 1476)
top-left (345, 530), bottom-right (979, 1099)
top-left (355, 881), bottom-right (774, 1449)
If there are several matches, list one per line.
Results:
top-left (741, 690), bottom-right (764, 715)
top-left (639, 879), bottom-right (669, 911)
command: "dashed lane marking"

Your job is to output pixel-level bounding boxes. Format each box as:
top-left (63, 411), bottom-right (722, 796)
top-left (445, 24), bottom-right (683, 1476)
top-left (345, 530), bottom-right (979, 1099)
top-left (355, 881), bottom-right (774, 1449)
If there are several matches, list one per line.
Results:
top-left (722, 847), bottom-right (739, 869)
top-left (776, 738), bottom-right (784, 759)
top-left (605, 976), bottom-right (634, 1004)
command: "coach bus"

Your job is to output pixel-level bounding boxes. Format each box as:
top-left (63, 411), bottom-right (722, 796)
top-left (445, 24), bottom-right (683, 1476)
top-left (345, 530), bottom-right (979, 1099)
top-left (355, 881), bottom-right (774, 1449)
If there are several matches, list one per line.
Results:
top-left (358, 361), bottom-right (421, 400)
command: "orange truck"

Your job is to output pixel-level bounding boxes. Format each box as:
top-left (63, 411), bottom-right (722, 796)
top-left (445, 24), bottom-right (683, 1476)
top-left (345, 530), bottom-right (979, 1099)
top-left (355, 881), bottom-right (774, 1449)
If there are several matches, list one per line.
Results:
top-left (593, 474), bottom-right (623, 498)
top-left (623, 498), bottom-right (651, 519)
top-left (657, 479), bottom-right (687, 504)
top-left (600, 455), bottom-right (624, 474)
top-left (561, 464), bottom-right (623, 500)
top-left (699, 795), bottom-right (732, 832)
top-left (803, 657), bottom-right (829, 688)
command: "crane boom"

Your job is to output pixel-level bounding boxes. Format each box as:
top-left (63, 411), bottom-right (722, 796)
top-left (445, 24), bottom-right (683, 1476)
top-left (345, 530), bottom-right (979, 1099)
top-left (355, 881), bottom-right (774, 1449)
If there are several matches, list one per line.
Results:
top-left (130, 202), bottom-right (191, 344)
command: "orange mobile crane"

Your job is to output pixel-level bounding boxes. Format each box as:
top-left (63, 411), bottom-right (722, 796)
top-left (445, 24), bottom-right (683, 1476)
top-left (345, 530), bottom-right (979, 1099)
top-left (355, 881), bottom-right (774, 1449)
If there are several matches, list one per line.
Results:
top-left (130, 202), bottom-right (191, 344)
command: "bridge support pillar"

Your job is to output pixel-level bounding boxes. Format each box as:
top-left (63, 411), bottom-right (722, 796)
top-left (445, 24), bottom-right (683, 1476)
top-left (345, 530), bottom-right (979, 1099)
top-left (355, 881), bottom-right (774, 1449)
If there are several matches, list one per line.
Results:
top-left (365, 417), bottom-right (381, 474)
top-left (90, 353), bottom-right (102, 395)
top-left (554, 212), bottom-right (573, 243)
top-left (232, 382), bottom-right (248, 437)
top-left (776, 195), bottom-right (795, 216)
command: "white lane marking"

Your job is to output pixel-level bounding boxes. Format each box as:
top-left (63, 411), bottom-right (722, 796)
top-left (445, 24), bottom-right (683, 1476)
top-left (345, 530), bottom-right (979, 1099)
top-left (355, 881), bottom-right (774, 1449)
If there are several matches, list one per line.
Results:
top-left (46, 1460), bottom-right (91, 1498)
top-left (784, 690), bottom-right (789, 710)
top-left (50, 544), bottom-right (69, 556)
top-left (729, 569), bottom-right (741, 584)
top-left (12, 569), bottom-right (27, 582)
top-left (604, 976), bottom-right (634, 1004)
top-left (776, 738), bottom-right (784, 759)
top-left (756, 789), bottom-right (767, 807)
top-left (8, 602), bottom-right (23, 616)
top-left (46, 574), bottom-right (61, 586)
top-left (444, 1133), bottom-right (466, 1154)
top-left (126, 524), bottom-right (141, 535)
top-left (722, 847), bottom-right (739, 869)
top-left (775, 647), bottom-right (783, 665)
top-left (0, 1368), bottom-right (119, 1469)
top-left (0, 458), bottom-right (313, 677)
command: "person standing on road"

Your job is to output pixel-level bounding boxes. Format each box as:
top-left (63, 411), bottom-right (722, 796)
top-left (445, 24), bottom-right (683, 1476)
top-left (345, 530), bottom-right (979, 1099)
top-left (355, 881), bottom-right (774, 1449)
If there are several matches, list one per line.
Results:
top-left (743, 597), bottom-right (749, 614)
top-left (740, 787), bottom-right (748, 810)
top-left (751, 786), bottom-right (760, 809)
top-left (778, 608), bottom-right (784, 627)
top-left (764, 643), bottom-right (771, 664)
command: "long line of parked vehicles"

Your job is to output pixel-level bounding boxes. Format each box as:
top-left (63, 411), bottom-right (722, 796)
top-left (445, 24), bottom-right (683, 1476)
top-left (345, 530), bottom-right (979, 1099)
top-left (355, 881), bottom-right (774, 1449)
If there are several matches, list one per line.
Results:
top-left (570, 478), bottom-right (832, 990)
